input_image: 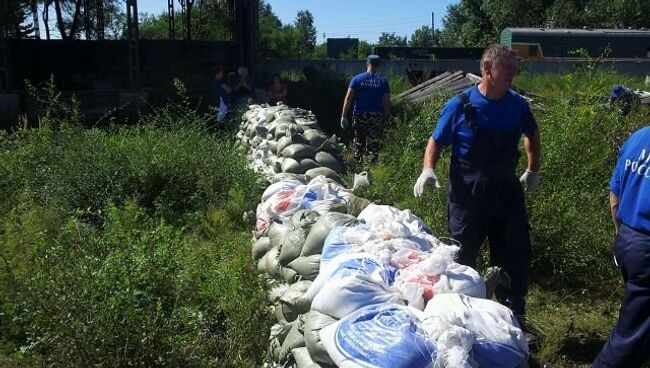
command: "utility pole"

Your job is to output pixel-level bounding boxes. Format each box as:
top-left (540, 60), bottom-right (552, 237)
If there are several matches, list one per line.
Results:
top-left (431, 12), bottom-right (435, 45)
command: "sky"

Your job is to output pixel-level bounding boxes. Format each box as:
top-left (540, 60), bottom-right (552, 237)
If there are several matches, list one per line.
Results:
top-left (137, 0), bottom-right (459, 44)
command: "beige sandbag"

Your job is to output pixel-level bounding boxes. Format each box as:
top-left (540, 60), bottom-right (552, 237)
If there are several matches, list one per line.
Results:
top-left (305, 167), bottom-right (343, 184)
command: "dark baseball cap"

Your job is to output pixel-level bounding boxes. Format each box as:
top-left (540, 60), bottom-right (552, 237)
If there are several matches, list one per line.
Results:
top-left (367, 55), bottom-right (381, 64)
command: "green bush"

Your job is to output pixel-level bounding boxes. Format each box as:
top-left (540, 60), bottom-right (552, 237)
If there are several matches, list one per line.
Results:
top-left (356, 69), bottom-right (646, 287)
top-left (0, 202), bottom-right (272, 367)
top-left (0, 81), bottom-right (272, 366)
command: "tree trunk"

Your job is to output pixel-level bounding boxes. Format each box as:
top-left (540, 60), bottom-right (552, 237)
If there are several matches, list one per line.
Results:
top-left (68, 0), bottom-right (84, 39)
top-left (43, 1), bottom-right (52, 40)
top-left (53, 0), bottom-right (68, 39)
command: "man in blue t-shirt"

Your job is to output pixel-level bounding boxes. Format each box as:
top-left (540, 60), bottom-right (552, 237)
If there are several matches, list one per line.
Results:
top-left (413, 44), bottom-right (542, 327)
top-left (593, 126), bottom-right (650, 368)
top-left (340, 55), bottom-right (390, 162)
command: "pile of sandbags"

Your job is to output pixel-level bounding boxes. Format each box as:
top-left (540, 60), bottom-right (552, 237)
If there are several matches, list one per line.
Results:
top-left (238, 104), bottom-right (529, 368)
top-left (236, 104), bottom-right (346, 183)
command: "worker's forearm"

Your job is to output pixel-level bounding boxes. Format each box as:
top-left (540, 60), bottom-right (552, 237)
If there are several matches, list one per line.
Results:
top-left (610, 192), bottom-right (621, 232)
top-left (524, 131), bottom-right (541, 172)
top-left (423, 137), bottom-right (443, 170)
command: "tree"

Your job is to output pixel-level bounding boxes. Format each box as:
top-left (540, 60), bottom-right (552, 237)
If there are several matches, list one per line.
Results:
top-left (409, 25), bottom-right (435, 47)
top-left (377, 32), bottom-right (407, 47)
top-left (357, 40), bottom-right (373, 59)
top-left (294, 9), bottom-right (316, 57)
top-left (437, 0), bottom-right (496, 46)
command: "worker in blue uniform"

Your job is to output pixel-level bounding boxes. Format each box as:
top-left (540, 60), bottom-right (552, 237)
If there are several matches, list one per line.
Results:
top-left (593, 126), bottom-right (650, 368)
top-left (413, 44), bottom-right (542, 322)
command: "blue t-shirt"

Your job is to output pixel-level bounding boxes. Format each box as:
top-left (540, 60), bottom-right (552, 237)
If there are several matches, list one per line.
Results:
top-left (610, 126), bottom-right (650, 233)
top-left (349, 72), bottom-right (390, 114)
top-left (432, 86), bottom-right (538, 157)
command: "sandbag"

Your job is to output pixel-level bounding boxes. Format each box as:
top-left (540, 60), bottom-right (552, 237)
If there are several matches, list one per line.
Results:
top-left (321, 303), bottom-right (437, 368)
top-left (302, 212), bottom-right (359, 256)
top-left (310, 254), bottom-right (404, 319)
top-left (262, 180), bottom-right (303, 202)
top-left (423, 293), bottom-right (528, 368)
top-left (287, 254), bottom-right (321, 280)
top-left (270, 320), bottom-right (295, 346)
top-left (305, 167), bottom-right (343, 184)
top-left (264, 246), bottom-right (282, 279)
top-left (346, 193), bottom-right (372, 216)
top-left (314, 151), bottom-right (344, 173)
top-left (281, 266), bottom-right (299, 283)
top-left (281, 158), bottom-right (305, 174)
top-left (317, 135), bottom-right (344, 154)
top-left (281, 143), bottom-right (317, 160)
top-left (303, 129), bottom-right (328, 147)
top-left (278, 227), bottom-right (308, 266)
top-left (299, 158), bottom-right (320, 171)
top-left (304, 310), bottom-right (338, 366)
top-left (279, 314), bottom-right (306, 363)
top-left (252, 236), bottom-right (272, 261)
top-left (292, 347), bottom-right (331, 368)
top-left (269, 222), bottom-right (294, 249)
top-left (277, 133), bottom-right (310, 155)
top-left (279, 280), bottom-right (313, 322)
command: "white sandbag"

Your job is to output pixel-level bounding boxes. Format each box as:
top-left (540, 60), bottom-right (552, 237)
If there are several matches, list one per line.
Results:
top-left (320, 303), bottom-right (437, 368)
top-left (423, 293), bottom-right (528, 368)
top-left (358, 204), bottom-right (432, 236)
top-left (308, 253), bottom-right (404, 319)
top-left (304, 310), bottom-right (338, 365)
top-left (433, 262), bottom-right (486, 299)
top-left (320, 224), bottom-right (376, 266)
top-left (262, 180), bottom-right (302, 202)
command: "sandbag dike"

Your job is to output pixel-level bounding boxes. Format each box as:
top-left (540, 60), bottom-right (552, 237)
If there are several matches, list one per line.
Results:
top-left (238, 104), bottom-right (530, 368)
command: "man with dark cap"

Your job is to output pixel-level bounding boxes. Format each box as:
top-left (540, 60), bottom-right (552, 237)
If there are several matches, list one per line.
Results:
top-left (340, 54), bottom-right (390, 162)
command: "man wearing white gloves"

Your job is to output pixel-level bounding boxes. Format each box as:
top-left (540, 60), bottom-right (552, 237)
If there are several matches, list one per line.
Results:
top-left (414, 44), bottom-right (541, 323)
top-left (340, 55), bottom-right (390, 162)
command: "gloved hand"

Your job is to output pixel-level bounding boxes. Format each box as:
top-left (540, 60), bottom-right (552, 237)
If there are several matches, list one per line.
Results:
top-left (413, 168), bottom-right (441, 197)
top-left (340, 117), bottom-right (349, 130)
top-left (520, 169), bottom-right (540, 192)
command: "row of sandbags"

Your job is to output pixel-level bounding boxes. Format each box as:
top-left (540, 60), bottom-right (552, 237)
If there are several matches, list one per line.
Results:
top-left (238, 105), bottom-right (529, 368)
top-left (236, 104), bottom-right (346, 183)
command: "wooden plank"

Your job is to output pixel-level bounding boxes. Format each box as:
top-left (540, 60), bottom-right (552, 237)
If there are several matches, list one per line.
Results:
top-left (403, 70), bottom-right (465, 102)
top-left (397, 71), bottom-right (451, 99)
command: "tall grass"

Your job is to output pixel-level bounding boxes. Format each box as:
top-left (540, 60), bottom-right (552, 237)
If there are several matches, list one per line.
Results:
top-left (0, 80), bottom-right (273, 367)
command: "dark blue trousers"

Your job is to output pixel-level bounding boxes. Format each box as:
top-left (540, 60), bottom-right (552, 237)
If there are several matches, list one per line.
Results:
top-left (447, 173), bottom-right (531, 315)
top-left (593, 224), bottom-right (650, 368)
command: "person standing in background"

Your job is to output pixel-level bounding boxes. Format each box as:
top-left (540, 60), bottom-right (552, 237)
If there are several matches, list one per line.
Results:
top-left (340, 55), bottom-right (390, 163)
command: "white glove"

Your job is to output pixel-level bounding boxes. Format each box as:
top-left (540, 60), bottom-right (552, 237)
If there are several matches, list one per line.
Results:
top-left (520, 169), bottom-right (540, 192)
top-left (340, 117), bottom-right (349, 129)
top-left (413, 168), bottom-right (441, 197)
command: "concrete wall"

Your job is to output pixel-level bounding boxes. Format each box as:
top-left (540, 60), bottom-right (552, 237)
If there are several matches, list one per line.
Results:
top-left (259, 58), bottom-right (650, 79)
top-left (3, 42), bottom-right (650, 127)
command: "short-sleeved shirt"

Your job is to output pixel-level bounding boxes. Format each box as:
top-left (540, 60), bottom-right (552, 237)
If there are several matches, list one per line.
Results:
top-left (610, 126), bottom-right (650, 233)
top-left (432, 86), bottom-right (538, 157)
top-left (349, 72), bottom-right (390, 114)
